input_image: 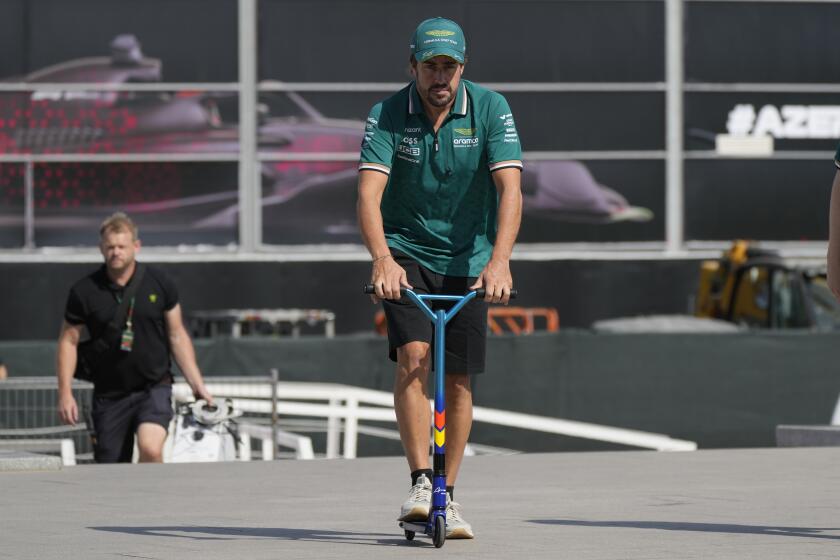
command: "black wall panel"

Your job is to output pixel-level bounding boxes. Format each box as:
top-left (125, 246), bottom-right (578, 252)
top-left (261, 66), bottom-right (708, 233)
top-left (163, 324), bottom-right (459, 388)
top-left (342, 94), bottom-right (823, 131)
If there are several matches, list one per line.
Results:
top-left (258, 0), bottom-right (664, 83)
top-left (1, 0), bottom-right (238, 82)
top-left (0, 0), bottom-right (27, 79)
top-left (686, 2), bottom-right (840, 83)
top-left (0, 1), bottom-right (836, 246)
top-left (685, 159), bottom-right (833, 241)
top-left (0, 258), bottom-right (701, 340)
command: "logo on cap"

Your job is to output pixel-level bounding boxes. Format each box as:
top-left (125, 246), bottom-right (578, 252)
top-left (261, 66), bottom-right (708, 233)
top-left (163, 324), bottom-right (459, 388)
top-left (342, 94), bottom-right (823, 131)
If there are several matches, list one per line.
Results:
top-left (426, 30), bottom-right (456, 37)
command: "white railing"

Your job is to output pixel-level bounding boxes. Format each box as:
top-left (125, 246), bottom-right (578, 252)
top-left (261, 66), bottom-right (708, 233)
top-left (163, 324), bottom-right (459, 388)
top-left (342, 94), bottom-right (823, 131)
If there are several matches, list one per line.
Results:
top-left (236, 422), bottom-right (315, 460)
top-left (831, 393), bottom-right (840, 426)
top-left (0, 438), bottom-right (77, 466)
top-left (174, 378), bottom-right (697, 457)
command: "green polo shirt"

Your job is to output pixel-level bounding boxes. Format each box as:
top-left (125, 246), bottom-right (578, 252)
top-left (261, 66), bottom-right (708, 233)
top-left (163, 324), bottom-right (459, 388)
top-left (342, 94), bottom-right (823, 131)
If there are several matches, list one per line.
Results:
top-left (359, 79), bottom-right (523, 277)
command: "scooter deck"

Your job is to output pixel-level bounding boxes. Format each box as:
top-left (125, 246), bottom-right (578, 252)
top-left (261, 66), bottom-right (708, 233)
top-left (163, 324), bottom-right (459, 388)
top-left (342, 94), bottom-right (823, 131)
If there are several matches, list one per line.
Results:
top-left (400, 521), bottom-right (428, 533)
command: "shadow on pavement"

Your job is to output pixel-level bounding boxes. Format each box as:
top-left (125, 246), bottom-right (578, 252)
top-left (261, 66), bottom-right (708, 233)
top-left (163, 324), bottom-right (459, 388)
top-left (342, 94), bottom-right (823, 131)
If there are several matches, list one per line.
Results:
top-left (89, 525), bottom-right (423, 547)
top-left (529, 519), bottom-right (840, 541)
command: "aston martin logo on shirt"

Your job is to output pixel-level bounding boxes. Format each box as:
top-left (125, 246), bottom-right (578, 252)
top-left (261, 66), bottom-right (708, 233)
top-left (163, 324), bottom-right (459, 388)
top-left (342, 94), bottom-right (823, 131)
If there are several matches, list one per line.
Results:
top-left (453, 128), bottom-right (475, 136)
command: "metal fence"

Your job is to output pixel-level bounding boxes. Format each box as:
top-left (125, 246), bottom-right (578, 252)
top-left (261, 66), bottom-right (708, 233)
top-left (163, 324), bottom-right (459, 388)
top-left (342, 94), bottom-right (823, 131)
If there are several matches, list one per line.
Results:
top-left (0, 374), bottom-right (696, 466)
top-left (0, 377), bottom-right (94, 463)
top-left (183, 376), bottom-right (697, 456)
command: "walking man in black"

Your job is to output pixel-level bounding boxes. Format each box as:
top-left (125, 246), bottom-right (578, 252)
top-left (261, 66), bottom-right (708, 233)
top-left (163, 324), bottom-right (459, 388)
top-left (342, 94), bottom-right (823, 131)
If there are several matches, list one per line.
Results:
top-left (56, 212), bottom-right (212, 463)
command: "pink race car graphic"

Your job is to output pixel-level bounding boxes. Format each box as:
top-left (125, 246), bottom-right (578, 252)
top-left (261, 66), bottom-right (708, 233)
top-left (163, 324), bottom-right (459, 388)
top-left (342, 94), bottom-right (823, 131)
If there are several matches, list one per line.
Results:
top-left (0, 35), bottom-right (652, 246)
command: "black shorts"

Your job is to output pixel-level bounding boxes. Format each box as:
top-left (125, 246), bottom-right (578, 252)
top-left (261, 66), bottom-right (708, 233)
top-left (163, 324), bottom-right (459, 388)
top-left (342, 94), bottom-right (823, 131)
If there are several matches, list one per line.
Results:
top-left (382, 250), bottom-right (488, 375)
top-left (91, 384), bottom-right (174, 463)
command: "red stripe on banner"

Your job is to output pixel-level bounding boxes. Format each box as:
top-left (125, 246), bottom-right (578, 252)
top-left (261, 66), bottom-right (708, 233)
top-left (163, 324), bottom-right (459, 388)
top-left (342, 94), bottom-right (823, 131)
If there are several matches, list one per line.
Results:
top-left (435, 410), bottom-right (445, 429)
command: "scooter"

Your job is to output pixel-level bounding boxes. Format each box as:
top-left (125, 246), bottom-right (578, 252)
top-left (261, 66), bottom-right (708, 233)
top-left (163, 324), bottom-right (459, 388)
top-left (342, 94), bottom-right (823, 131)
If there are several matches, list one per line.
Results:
top-left (364, 284), bottom-right (516, 547)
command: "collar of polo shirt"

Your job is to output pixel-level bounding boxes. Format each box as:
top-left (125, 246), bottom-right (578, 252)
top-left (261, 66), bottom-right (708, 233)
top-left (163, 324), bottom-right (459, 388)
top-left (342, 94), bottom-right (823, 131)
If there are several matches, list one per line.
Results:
top-left (408, 81), bottom-right (468, 117)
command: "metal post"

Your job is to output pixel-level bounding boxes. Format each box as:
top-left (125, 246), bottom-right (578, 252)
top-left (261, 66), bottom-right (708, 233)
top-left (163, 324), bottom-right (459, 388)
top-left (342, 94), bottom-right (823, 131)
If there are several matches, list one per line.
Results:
top-left (665, 0), bottom-right (685, 253)
top-left (24, 160), bottom-right (34, 250)
top-left (60, 439), bottom-right (76, 466)
top-left (326, 397), bottom-right (341, 459)
top-left (238, 0), bottom-right (259, 251)
top-left (269, 367), bottom-right (279, 460)
top-left (261, 438), bottom-right (273, 461)
top-left (239, 434), bottom-right (252, 461)
top-left (343, 397), bottom-right (358, 459)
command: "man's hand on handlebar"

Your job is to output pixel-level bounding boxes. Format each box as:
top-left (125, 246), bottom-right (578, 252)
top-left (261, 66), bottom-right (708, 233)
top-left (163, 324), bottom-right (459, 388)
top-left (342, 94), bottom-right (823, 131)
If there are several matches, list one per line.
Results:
top-left (469, 258), bottom-right (514, 305)
top-left (370, 255), bottom-right (413, 302)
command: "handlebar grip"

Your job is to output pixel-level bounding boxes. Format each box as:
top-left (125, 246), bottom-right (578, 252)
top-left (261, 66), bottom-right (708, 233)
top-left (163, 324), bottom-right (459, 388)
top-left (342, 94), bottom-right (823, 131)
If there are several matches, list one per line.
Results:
top-left (474, 288), bottom-right (518, 299)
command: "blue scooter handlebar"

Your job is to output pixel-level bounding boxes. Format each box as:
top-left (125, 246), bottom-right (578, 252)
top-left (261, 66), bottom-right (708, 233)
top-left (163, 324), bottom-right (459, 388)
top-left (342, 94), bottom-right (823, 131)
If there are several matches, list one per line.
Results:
top-left (363, 284), bottom-right (517, 299)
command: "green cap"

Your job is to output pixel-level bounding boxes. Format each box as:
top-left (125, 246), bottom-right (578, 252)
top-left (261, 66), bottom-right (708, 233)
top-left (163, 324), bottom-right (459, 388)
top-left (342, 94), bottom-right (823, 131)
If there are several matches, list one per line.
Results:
top-left (410, 17), bottom-right (466, 64)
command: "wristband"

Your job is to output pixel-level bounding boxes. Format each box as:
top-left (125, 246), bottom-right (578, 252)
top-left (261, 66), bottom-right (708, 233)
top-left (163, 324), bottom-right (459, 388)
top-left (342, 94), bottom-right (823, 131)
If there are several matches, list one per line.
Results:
top-left (372, 254), bottom-right (391, 263)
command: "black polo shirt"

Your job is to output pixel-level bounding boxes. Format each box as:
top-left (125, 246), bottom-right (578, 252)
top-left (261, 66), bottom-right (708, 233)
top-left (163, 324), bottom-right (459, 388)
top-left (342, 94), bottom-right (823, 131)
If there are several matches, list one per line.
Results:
top-left (65, 263), bottom-right (178, 397)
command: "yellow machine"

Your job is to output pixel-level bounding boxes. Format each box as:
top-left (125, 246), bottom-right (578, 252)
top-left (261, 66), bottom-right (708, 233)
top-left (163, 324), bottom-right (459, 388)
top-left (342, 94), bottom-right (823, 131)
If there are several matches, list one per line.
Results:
top-left (695, 241), bottom-right (839, 329)
top-left (695, 240), bottom-right (753, 321)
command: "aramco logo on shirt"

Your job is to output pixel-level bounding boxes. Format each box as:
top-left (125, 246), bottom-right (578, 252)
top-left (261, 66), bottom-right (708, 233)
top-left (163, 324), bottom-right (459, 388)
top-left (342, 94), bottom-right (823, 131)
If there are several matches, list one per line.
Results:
top-left (453, 136), bottom-right (479, 147)
top-left (453, 127), bottom-right (478, 146)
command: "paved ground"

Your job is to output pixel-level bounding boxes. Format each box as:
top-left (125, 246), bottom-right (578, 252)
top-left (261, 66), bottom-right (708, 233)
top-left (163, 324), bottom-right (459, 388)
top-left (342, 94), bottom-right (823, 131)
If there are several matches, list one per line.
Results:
top-left (3, 447), bottom-right (840, 559)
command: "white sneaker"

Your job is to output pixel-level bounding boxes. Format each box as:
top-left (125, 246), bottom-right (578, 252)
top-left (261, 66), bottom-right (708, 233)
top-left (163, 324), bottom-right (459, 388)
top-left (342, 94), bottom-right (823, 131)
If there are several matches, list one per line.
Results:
top-left (445, 493), bottom-right (474, 539)
top-left (398, 474), bottom-right (432, 521)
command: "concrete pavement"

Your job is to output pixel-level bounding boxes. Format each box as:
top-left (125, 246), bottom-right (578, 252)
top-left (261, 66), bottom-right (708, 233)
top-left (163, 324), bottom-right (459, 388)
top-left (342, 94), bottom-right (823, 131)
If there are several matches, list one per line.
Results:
top-left (3, 447), bottom-right (840, 559)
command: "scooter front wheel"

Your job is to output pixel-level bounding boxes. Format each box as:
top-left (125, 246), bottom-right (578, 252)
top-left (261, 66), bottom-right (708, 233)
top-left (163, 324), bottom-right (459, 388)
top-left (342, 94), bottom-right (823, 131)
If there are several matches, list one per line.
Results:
top-left (433, 515), bottom-right (446, 548)
top-left (404, 529), bottom-right (415, 541)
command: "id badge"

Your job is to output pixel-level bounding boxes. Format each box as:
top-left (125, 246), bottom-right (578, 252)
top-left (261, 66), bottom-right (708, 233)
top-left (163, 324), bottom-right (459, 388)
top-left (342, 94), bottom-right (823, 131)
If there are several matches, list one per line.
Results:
top-left (120, 329), bottom-right (134, 352)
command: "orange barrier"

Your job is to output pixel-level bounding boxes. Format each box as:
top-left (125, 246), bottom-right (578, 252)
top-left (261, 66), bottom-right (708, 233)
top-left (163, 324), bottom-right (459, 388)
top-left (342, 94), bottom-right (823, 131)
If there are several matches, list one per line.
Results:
top-left (487, 307), bottom-right (560, 335)
top-left (374, 306), bottom-right (559, 336)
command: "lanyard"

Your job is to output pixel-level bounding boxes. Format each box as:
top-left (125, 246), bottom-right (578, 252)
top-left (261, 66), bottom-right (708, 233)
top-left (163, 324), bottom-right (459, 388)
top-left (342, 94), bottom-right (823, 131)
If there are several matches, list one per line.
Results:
top-left (115, 294), bottom-right (135, 331)
top-left (117, 295), bottom-right (136, 352)
top-left (124, 297), bottom-right (135, 332)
